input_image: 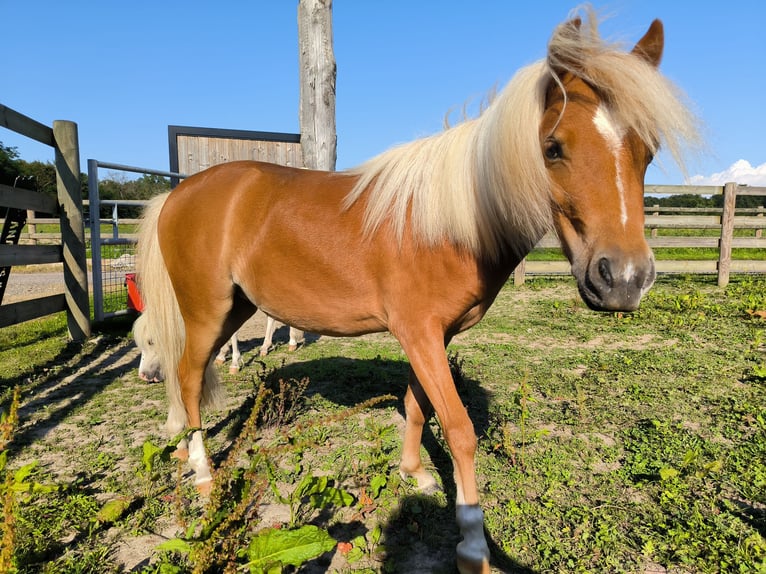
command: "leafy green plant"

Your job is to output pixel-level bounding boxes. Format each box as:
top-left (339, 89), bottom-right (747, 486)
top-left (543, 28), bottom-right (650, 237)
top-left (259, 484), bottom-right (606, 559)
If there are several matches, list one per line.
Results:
top-left (267, 471), bottom-right (354, 528)
top-left (243, 524), bottom-right (337, 573)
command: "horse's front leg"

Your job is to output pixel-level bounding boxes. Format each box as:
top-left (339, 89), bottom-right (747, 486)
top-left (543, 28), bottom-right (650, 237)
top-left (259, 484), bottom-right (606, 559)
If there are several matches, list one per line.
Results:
top-left (398, 327), bottom-right (490, 574)
top-left (214, 342), bottom-right (229, 365)
top-left (399, 367), bottom-right (439, 493)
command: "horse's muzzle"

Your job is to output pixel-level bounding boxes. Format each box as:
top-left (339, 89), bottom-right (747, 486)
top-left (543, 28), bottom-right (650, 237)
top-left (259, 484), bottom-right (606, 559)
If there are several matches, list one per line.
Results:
top-left (576, 253), bottom-right (656, 312)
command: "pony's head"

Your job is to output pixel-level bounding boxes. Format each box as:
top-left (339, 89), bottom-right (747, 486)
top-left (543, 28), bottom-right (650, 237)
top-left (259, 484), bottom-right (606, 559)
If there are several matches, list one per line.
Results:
top-left (344, 9), bottom-right (699, 312)
top-left (540, 12), bottom-right (698, 311)
top-left (133, 313), bottom-right (164, 383)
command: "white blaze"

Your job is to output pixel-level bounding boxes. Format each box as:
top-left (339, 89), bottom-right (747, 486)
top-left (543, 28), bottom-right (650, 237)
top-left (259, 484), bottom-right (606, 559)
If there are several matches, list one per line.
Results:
top-left (593, 105), bottom-right (628, 227)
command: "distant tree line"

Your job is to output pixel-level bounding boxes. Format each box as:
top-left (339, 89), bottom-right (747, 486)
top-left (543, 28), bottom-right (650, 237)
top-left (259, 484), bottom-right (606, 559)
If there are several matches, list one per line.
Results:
top-left (0, 141), bottom-right (170, 218)
top-left (645, 193), bottom-right (765, 209)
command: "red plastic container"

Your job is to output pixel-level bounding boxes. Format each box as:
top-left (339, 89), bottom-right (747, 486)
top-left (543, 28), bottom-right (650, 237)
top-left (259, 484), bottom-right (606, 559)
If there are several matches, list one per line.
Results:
top-left (125, 273), bottom-right (145, 312)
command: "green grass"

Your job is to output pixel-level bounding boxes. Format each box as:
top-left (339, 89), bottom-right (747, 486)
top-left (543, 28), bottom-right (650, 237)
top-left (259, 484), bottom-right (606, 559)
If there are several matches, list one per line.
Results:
top-left (0, 313), bottom-right (70, 404)
top-left (1, 275), bottom-right (765, 572)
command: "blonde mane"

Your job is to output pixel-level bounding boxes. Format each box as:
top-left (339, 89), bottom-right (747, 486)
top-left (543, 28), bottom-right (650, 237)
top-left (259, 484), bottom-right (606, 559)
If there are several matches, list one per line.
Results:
top-left (343, 7), bottom-right (700, 261)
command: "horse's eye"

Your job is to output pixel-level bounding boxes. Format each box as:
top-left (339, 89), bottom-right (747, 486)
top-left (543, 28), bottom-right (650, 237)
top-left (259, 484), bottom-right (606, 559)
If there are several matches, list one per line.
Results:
top-left (544, 139), bottom-right (563, 161)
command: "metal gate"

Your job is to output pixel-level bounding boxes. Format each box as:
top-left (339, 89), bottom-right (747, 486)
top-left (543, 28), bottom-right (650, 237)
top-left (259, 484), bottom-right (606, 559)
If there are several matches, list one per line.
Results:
top-left (87, 160), bottom-right (185, 322)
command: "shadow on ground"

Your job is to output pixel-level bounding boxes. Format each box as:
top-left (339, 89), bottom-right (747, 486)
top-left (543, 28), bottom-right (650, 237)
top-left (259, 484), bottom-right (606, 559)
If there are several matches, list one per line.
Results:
top-left (211, 354), bottom-right (536, 573)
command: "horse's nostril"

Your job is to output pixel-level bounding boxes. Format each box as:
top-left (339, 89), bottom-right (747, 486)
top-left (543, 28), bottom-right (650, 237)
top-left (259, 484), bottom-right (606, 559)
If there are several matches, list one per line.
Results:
top-left (598, 257), bottom-right (613, 288)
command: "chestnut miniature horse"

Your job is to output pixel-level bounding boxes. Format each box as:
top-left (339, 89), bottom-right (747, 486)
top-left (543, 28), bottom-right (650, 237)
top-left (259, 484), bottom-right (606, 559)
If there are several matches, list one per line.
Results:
top-left (134, 11), bottom-right (698, 573)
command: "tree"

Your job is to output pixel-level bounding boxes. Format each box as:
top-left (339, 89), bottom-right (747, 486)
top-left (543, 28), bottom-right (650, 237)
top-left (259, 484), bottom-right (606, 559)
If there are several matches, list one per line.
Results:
top-left (19, 160), bottom-right (57, 195)
top-left (0, 141), bottom-right (21, 186)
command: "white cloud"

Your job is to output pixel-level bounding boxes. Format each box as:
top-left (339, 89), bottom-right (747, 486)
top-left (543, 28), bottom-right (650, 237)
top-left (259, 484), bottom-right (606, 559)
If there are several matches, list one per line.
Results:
top-left (688, 160), bottom-right (766, 186)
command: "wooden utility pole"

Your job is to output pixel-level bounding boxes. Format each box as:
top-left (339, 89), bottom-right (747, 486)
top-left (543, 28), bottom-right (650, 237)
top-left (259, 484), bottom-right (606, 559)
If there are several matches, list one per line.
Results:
top-left (298, 0), bottom-right (337, 171)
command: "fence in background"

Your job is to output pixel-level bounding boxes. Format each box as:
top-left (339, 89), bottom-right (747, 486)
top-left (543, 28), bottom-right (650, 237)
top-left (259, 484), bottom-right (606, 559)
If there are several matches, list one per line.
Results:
top-left (0, 103), bottom-right (90, 340)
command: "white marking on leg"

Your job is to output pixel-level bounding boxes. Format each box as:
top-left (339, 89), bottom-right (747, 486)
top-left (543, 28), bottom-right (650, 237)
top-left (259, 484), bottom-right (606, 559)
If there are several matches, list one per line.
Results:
top-left (229, 334), bottom-right (241, 373)
top-left (188, 430), bottom-right (212, 486)
top-left (456, 504), bottom-right (490, 565)
top-left (260, 316), bottom-right (278, 356)
top-left (288, 327), bottom-right (305, 351)
top-left (593, 105), bottom-right (628, 227)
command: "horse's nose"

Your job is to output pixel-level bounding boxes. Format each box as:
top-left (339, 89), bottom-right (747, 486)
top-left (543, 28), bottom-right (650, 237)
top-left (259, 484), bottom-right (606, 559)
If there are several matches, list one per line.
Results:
top-left (580, 253), bottom-right (656, 312)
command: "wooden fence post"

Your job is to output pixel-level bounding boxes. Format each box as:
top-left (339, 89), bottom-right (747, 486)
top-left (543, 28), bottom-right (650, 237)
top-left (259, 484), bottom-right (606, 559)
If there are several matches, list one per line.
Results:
top-left (513, 258), bottom-right (526, 286)
top-left (54, 120), bottom-right (90, 340)
top-left (26, 209), bottom-right (37, 244)
top-left (298, 0), bottom-right (337, 171)
top-left (717, 182), bottom-right (737, 288)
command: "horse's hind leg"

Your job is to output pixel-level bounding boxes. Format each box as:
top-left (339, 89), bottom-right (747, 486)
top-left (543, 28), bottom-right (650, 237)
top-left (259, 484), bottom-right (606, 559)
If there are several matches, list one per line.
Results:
top-left (228, 334), bottom-right (241, 373)
top-left (288, 327), bottom-right (305, 352)
top-left (260, 315), bottom-right (279, 356)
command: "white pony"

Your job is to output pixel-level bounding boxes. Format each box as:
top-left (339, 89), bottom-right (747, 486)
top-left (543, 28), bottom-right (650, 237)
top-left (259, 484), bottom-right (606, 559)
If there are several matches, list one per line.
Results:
top-left (214, 319), bottom-right (305, 373)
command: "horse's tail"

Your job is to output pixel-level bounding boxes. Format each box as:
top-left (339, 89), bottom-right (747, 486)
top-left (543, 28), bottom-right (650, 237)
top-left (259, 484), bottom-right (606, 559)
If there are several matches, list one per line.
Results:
top-left (136, 192), bottom-right (224, 435)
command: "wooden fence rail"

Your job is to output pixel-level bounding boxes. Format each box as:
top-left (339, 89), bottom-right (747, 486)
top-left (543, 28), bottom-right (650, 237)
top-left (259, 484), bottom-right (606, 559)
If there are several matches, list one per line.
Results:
top-left (0, 103), bottom-right (90, 340)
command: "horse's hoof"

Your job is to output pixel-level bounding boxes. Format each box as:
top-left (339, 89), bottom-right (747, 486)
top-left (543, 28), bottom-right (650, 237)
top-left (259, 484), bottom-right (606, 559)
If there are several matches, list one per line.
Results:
top-left (259, 349), bottom-right (269, 357)
top-left (214, 358), bottom-right (225, 365)
top-left (288, 344), bottom-right (298, 352)
top-left (172, 448), bottom-right (189, 462)
top-left (196, 480), bottom-right (213, 497)
top-left (457, 557), bottom-right (490, 574)
top-left (419, 482), bottom-right (443, 496)
top-left (229, 366), bottom-right (240, 374)
top-left (399, 469), bottom-right (441, 494)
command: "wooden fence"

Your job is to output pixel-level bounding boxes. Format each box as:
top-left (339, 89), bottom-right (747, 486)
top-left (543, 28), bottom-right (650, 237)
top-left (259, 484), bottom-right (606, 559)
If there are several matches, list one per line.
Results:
top-left (0, 104), bottom-right (90, 340)
top-left (514, 182), bottom-right (766, 287)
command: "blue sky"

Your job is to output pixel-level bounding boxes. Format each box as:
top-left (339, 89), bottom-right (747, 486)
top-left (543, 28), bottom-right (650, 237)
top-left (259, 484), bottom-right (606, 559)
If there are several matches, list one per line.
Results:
top-left (3, 1), bottom-right (765, 186)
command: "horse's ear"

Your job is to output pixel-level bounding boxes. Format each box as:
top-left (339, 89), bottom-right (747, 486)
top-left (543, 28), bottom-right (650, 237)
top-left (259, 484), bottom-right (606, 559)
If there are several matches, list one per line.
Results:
top-left (632, 19), bottom-right (664, 67)
top-left (547, 16), bottom-right (584, 77)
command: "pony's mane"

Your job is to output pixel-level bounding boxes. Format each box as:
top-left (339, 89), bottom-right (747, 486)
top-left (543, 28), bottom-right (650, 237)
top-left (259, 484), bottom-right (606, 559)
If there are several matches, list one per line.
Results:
top-left (343, 7), bottom-right (700, 261)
